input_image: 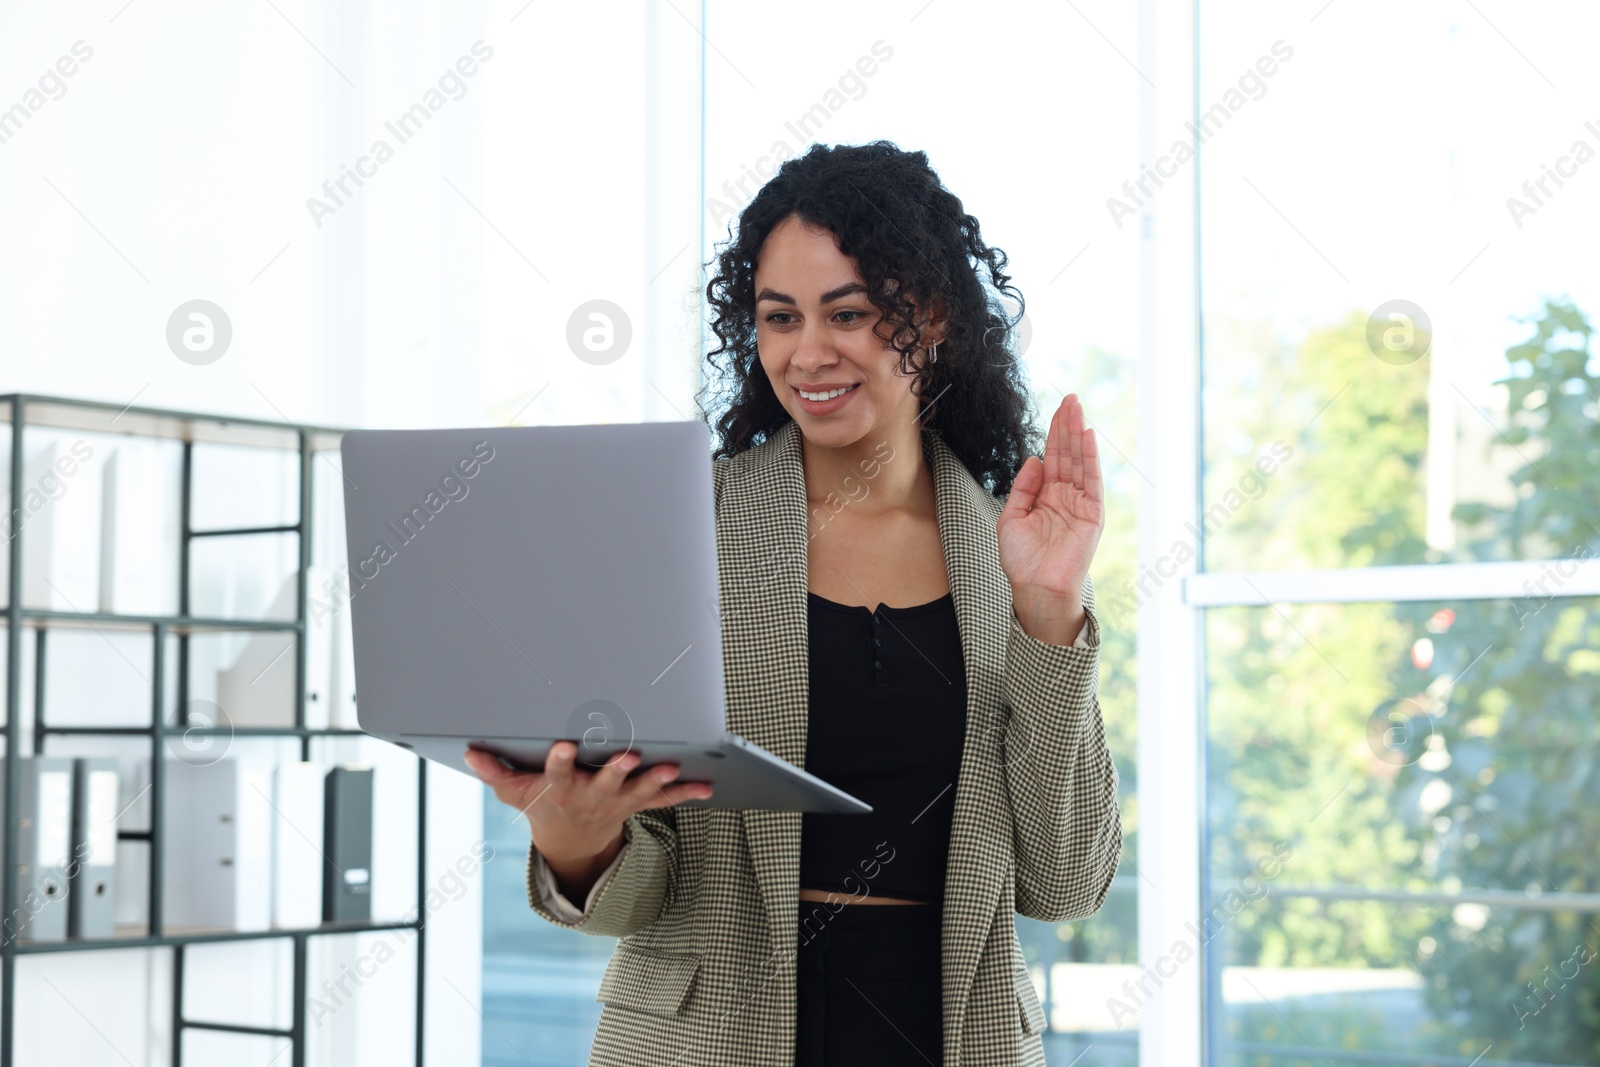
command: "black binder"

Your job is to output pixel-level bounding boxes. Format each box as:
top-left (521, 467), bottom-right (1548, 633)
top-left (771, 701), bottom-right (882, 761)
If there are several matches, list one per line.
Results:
top-left (322, 765), bottom-right (374, 922)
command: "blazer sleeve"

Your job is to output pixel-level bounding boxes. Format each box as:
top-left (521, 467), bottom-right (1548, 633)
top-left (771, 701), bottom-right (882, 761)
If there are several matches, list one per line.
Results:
top-left (1002, 571), bottom-right (1122, 923)
top-left (528, 835), bottom-right (630, 924)
top-left (524, 807), bottom-right (680, 936)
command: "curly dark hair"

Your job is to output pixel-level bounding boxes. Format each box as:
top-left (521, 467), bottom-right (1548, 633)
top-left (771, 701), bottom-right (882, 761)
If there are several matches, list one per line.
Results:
top-left (694, 140), bottom-right (1043, 498)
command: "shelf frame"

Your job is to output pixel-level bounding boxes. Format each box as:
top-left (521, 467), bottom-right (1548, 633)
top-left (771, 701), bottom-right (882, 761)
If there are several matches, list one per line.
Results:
top-left (0, 392), bottom-right (427, 1067)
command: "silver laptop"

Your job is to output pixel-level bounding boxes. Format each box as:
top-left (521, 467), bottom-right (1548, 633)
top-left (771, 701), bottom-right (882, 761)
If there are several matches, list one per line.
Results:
top-left (339, 421), bottom-right (870, 814)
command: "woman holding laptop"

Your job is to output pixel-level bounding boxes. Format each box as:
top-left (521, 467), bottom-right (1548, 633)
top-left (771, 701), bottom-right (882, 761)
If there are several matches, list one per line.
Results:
top-left (467, 140), bottom-right (1120, 1066)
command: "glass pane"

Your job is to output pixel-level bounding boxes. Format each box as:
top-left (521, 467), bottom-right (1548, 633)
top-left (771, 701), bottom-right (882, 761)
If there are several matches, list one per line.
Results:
top-left (704, 0), bottom-right (1146, 1054)
top-left (480, 0), bottom-right (1147, 1057)
top-left (703, 4), bottom-right (1141, 419)
top-left (1207, 596), bottom-right (1600, 1064)
top-left (478, 8), bottom-right (651, 429)
top-left (1199, 2), bottom-right (1600, 571)
top-left (480, 802), bottom-right (615, 1064)
top-left (1019, 833), bottom-right (1139, 1054)
top-left (1212, 899), bottom-right (1595, 1066)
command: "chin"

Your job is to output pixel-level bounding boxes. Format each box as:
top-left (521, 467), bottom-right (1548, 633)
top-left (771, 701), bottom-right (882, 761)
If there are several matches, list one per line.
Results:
top-left (800, 420), bottom-right (874, 449)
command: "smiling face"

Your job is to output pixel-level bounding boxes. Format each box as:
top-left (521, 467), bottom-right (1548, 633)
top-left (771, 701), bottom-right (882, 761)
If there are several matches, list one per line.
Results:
top-left (754, 213), bottom-right (937, 448)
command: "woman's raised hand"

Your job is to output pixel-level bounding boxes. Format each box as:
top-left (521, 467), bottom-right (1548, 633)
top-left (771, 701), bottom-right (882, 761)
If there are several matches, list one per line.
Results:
top-left (997, 392), bottom-right (1105, 645)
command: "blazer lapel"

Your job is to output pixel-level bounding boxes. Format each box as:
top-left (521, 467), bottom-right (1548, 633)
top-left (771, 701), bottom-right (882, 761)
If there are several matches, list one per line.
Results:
top-left (717, 419), bottom-right (812, 956)
top-left (717, 418), bottom-right (1008, 1033)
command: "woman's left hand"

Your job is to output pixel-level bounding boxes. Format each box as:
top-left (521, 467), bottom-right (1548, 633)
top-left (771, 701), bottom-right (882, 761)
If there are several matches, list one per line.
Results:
top-left (997, 393), bottom-right (1105, 646)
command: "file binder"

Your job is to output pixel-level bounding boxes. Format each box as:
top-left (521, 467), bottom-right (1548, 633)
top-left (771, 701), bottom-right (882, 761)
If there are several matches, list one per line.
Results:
top-left (272, 761), bottom-right (325, 928)
top-left (21, 440), bottom-right (102, 611)
top-left (68, 757), bottom-right (119, 939)
top-left (163, 759), bottom-right (272, 932)
top-left (322, 765), bottom-right (374, 922)
top-left (98, 442), bottom-right (180, 615)
top-left (2, 756), bottom-right (74, 942)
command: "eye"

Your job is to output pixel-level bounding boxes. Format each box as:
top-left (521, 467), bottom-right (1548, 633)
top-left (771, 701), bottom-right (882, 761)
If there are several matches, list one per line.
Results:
top-left (835, 309), bottom-right (866, 323)
top-left (764, 311), bottom-right (795, 325)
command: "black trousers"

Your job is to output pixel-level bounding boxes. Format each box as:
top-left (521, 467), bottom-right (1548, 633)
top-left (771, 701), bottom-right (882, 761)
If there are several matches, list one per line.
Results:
top-left (794, 901), bottom-right (943, 1066)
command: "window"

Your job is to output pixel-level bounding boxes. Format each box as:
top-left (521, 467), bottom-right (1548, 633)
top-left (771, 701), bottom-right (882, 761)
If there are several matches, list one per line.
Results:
top-left (1195, 3), bottom-right (1600, 1064)
top-left (701, 2), bottom-right (1144, 1060)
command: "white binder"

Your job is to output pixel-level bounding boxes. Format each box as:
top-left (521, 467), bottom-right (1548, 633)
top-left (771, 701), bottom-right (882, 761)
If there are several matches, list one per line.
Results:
top-left (271, 761), bottom-right (325, 928)
top-left (68, 757), bottom-right (119, 939)
top-left (162, 759), bottom-right (272, 932)
top-left (98, 442), bottom-right (180, 615)
top-left (21, 440), bottom-right (103, 611)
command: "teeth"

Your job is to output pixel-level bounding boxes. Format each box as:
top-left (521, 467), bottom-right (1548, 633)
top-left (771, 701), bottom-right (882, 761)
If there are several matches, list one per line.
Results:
top-left (799, 384), bottom-right (857, 401)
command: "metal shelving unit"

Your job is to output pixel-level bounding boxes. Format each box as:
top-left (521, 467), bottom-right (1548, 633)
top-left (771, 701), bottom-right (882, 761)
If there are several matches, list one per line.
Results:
top-left (1, 393), bottom-right (426, 1067)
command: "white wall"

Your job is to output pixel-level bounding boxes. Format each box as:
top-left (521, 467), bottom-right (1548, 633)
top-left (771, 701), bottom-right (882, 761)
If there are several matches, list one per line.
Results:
top-left (5, 0), bottom-right (703, 1057)
top-left (2, 0), bottom-right (496, 1063)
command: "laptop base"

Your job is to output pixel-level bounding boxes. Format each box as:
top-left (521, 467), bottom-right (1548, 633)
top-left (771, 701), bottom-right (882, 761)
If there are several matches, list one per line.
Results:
top-left (389, 731), bottom-right (872, 814)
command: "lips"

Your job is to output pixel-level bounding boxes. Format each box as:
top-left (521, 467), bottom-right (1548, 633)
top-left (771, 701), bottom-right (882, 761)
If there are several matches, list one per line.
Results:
top-left (793, 382), bottom-right (862, 414)
top-left (795, 384), bottom-right (859, 400)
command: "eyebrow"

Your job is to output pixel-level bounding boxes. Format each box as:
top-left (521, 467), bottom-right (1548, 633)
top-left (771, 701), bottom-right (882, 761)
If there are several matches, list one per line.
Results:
top-left (755, 282), bottom-right (868, 306)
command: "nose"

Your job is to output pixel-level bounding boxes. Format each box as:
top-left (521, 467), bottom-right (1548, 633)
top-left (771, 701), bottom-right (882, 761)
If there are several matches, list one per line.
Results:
top-left (789, 317), bottom-right (839, 375)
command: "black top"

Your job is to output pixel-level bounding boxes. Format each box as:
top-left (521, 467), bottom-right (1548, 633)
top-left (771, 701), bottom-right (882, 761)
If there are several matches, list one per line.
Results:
top-left (799, 590), bottom-right (968, 903)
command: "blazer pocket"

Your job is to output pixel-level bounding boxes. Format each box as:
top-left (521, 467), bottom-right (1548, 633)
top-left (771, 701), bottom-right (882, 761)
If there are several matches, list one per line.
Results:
top-left (598, 945), bottom-right (704, 1017)
top-left (1014, 969), bottom-right (1047, 1036)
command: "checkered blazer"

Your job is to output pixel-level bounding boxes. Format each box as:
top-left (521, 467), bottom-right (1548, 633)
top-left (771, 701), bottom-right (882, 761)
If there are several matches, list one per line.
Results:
top-left (525, 418), bottom-right (1121, 1066)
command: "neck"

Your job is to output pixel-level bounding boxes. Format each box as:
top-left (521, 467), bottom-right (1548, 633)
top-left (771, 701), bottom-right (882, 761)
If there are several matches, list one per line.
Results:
top-left (797, 414), bottom-right (933, 520)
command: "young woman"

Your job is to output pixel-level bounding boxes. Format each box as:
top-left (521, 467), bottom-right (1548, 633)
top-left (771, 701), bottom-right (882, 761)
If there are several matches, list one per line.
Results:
top-left (467, 140), bottom-right (1121, 1067)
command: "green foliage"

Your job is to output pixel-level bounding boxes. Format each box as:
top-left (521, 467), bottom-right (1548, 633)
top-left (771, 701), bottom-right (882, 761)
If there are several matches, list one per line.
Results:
top-left (1213, 297), bottom-right (1600, 1061)
top-left (1031, 299), bottom-right (1599, 1062)
top-left (1392, 298), bottom-right (1600, 1061)
top-left (1206, 310), bottom-right (1435, 971)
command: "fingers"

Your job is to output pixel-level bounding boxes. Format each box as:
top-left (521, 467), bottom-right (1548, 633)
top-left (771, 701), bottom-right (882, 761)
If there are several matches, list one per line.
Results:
top-left (1044, 394), bottom-right (1096, 496)
top-left (1000, 455), bottom-right (1042, 524)
top-left (656, 781), bottom-right (715, 807)
top-left (1082, 423), bottom-right (1103, 505)
top-left (464, 748), bottom-right (546, 818)
top-left (464, 748), bottom-right (519, 783)
top-left (1064, 394), bottom-right (1102, 503)
top-left (1044, 395), bottom-right (1064, 486)
top-left (594, 748), bottom-right (641, 792)
top-left (1066, 394), bottom-right (1084, 488)
top-left (542, 739), bottom-right (579, 787)
top-left (628, 761), bottom-right (689, 806)
top-left (639, 760), bottom-right (681, 791)
top-left (476, 740), bottom-right (715, 817)
top-left (631, 762), bottom-right (714, 808)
